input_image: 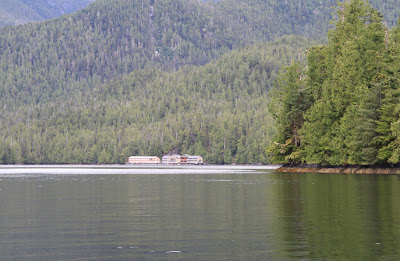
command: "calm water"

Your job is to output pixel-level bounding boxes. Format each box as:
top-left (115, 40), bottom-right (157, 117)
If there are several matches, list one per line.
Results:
top-left (0, 165), bottom-right (400, 260)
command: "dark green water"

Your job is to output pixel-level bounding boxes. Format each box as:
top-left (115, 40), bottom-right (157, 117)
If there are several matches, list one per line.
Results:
top-left (0, 166), bottom-right (400, 260)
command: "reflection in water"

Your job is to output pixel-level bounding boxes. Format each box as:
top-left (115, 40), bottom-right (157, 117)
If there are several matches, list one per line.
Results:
top-left (277, 173), bottom-right (400, 260)
top-left (0, 168), bottom-right (399, 260)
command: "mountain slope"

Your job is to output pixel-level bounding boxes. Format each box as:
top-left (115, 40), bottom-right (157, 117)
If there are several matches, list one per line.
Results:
top-left (0, 0), bottom-right (320, 111)
top-left (0, 36), bottom-right (313, 164)
top-left (3, 0), bottom-right (399, 109)
top-left (1, 0), bottom-right (400, 164)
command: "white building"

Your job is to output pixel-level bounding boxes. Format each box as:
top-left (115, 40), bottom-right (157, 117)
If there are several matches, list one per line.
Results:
top-left (162, 154), bottom-right (182, 164)
top-left (161, 154), bottom-right (203, 165)
top-left (187, 155), bottom-right (204, 165)
top-left (128, 156), bottom-right (161, 164)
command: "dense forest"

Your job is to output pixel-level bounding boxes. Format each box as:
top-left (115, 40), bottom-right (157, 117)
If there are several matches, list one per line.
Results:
top-left (1, 0), bottom-right (400, 164)
top-left (0, 0), bottom-right (94, 26)
top-left (0, 36), bottom-right (312, 164)
top-left (269, 0), bottom-right (400, 166)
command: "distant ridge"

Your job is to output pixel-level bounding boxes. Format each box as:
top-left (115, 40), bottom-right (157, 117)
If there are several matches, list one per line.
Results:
top-left (0, 0), bottom-right (95, 26)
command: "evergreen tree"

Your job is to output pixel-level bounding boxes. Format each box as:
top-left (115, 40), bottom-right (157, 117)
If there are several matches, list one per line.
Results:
top-left (302, 0), bottom-right (386, 165)
top-left (271, 0), bottom-right (400, 166)
top-left (268, 62), bottom-right (310, 163)
top-left (375, 22), bottom-right (400, 163)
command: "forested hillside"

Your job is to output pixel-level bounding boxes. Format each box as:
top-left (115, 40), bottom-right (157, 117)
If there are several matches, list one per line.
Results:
top-left (0, 0), bottom-right (323, 164)
top-left (217, 0), bottom-right (400, 34)
top-left (1, 0), bottom-right (399, 109)
top-left (0, 36), bottom-right (312, 164)
top-left (0, 0), bottom-right (94, 26)
top-left (269, 0), bottom-right (400, 166)
top-left (1, 0), bottom-right (400, 164)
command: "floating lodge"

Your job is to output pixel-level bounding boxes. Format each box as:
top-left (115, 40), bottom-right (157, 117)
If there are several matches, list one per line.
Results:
top-left (127, 154), bottom-right (204, 165)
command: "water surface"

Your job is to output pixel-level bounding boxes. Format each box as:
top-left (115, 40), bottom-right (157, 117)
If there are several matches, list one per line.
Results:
top-left (0, 165), bottom-right (399, 260)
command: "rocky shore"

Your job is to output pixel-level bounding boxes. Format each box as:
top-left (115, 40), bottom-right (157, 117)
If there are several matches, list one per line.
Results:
top-left (276, 164), bottom-right (400, 174)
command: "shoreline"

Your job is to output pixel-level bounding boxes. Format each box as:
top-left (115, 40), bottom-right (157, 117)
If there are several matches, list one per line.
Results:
top-left (276, 164), bottom-right (400, 174)
top-left (0, 164), bottom-right (279, 170)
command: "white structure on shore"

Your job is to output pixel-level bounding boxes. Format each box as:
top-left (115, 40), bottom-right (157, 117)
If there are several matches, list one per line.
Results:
top-left (128, 156), bottom-right (161, 164)
top-left (162, 154), bottom-right (203, 165)
top-left (127, 154), bottom-right (204, 165)
top-left (162, 154), bottom-right (182, 165)
top-left (187, 155), bottom-right (204, 165)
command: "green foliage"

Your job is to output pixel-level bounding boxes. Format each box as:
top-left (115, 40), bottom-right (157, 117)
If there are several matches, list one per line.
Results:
top-left (271, 0), bottom-right (400, 166)
top-left (0, 0), bottom-right (315, 164)
top-left (0, 35), bottom-right (312, 164)
top-left (268, 62), bottom-right (311, 163)
top-left (2, 0), bottom-right (400, 31)
top-left (3, 0), bottom-right (400, 165)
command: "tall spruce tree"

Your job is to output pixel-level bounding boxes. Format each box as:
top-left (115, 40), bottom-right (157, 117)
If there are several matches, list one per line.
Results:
top-left (268, 62), bottom-right (310, 163)
top-left (301, 0), bottom-right (385, 165)
top-left (375, 21), bottom-right (400, 163)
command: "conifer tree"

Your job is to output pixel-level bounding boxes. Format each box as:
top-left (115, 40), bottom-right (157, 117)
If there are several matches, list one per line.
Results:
top-left (268, 62), bottom-right (310, 163)
top-left (375, 21), bottom-right (400, 163)
top-left (301, 0), bottom-right (385, 165)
